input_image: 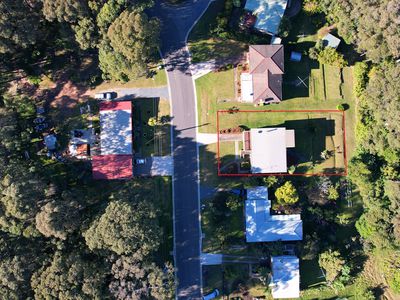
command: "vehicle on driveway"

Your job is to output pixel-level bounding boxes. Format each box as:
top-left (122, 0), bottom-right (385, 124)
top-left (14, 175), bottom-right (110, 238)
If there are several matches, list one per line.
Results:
top-left (94, 92), bottom-right (117, 100)
top-left (134, 158), bottom-right (146, 165)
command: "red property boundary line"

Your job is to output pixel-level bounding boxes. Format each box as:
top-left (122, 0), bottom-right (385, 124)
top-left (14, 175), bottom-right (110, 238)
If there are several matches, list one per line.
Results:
top-left (216, 109), bottom-right (348, 177)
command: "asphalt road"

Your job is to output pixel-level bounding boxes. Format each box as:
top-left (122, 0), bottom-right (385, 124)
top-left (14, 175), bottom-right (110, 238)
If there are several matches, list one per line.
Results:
top-left (149, 1), bottom-right (213, 299)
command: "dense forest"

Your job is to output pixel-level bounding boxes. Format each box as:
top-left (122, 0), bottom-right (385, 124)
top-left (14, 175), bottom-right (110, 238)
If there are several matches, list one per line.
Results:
top-left (308, 0), bottom-right (400, 294)
top-left (0, 1), bottom-right (173, 299)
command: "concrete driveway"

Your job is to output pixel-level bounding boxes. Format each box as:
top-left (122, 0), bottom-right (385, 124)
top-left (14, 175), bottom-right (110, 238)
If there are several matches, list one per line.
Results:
top-left (133, 156), bottom-right (173, 176)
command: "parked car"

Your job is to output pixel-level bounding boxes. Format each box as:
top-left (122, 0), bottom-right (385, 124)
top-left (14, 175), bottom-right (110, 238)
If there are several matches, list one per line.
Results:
top-left (94, 92), bottom-right (117, 100)
top-left (203, 289), bottom-right (220, 300)
top-left (134, 158), bottom-right (146, 165)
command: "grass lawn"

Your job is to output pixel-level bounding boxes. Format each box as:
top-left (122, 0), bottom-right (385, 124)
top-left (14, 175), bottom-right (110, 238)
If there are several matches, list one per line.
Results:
top-left (132, 98), bottom-right (171, 157)
top-left (92, 69), bottom-right (167, 91)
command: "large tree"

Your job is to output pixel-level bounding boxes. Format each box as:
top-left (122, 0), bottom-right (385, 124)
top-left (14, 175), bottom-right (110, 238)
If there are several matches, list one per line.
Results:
top-left (109, 256), bottom-right (175, 300)
top-left (0, 0), bottom-right (43, 54)
top-left (319, 249), bottom-right (345, 283)
top-left (84, 187), bottom-right (161, 256)
top-left (31, 252), bottom-right (108, 300)
top-left (99, 9), bottom-right (160, 80)
top-left (42, 0), bottom-right (88, 24)
top-left (275, 181), bottom-right (299, 206)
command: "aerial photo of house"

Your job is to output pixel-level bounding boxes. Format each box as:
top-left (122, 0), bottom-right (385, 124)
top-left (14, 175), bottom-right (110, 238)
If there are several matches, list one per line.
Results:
top-left (1, 0), bottom-right (397, 299)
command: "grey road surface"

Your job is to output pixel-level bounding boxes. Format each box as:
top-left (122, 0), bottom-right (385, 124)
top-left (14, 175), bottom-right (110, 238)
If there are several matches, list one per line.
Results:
top-left (149, 1), bottom-right (213, 299)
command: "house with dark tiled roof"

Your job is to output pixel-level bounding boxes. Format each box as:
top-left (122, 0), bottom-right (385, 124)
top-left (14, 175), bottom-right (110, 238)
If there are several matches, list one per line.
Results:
top-left (240, 45), bottom-right (284, 104)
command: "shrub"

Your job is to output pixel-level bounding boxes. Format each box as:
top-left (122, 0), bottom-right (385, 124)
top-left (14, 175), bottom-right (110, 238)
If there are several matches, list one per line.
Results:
top-left (317, 47), bottom-right (348, 68)
top-left (303, 0), bottom-right (322, 14)
top-left (27, 75), bottom-right (42, 86)
top-left (275, 181), bottom-right (299, 205)
top-left (278, 16), bottom-right (291, 38)
top-left (353, 61), bottom-right (369, 98)
top-left (337, 103), bottom-right (349, 111)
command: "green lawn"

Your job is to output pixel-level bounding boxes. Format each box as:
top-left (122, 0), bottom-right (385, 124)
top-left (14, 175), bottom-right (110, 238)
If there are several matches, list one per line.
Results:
top-left (92, 69), bottom-right (167, 92)
top-left (132, 98), bottom-right (171, 157)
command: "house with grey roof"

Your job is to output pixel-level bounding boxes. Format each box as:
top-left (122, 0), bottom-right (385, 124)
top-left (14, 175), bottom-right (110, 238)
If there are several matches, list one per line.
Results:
top-left (240, 45), bottom-right (284, 104)
top-left (244, 0), bottom-right (288, 35)
top-left (270, 256), bottom-right (300, 298)
top-left (242, 127), bottom-right (295, 174)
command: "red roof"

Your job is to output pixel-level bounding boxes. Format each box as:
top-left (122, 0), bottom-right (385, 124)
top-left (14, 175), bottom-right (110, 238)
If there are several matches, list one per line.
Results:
top-left (100, 101), bottom-right (132, 111)
top-left (248, 45), bottom-right (284, 103)
top-left (92, 155), bottom-right (132, 180)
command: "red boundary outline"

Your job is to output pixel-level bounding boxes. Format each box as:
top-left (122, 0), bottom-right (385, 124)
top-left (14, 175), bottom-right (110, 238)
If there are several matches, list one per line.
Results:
top-left (217, 109), bottom-right (348, 177)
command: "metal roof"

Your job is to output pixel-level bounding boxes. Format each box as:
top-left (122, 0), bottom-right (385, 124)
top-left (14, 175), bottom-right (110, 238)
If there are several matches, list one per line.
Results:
top-left (271, 256), bottom-right (300, 298)
top-left (244, 0), bottom-right (288, 35)
top-left (245, 187), bottom-right (303, 242)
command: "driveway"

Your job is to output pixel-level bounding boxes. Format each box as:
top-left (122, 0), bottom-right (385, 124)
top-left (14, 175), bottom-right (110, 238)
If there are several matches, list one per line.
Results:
top-left (133, 156), bottom-right (173, 176)
top-left (113, 86), bottom-right (170, 100)
top-left (149, 1), bottom-right (213, 299)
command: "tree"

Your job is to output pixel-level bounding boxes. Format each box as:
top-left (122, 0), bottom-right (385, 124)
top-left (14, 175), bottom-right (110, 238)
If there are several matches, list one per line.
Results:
top-left (35, 191), bottom-right (82, 240)
top-left (73, 18), bottom-right (99, 50)
top-left (317, 47), bottom-right (347, 68)
top-left (84, 186), bottom-right (161, 256)
top-left (100, 9), bottom-right (160, 80)
top-left (278, 16), bottom-right (291, 38)
top-left (0, 0), bottom-right (43, 54)
top-left (301, 233), bottom-right (320, 260)
top-left (31, 252), bottom-right (108, 299)
top-left (327, 185), bottom-right (339, 201)
top-left (109, 256), bottom-right (175, 300)
top-left (0, 162), bottom-right (47, 237)
top-left (319, 249), bottom-right (345, 283)
top-left (148, 117), bottom-right (158, 127)
top-left (42, 0), bottom-right (88, 24)
top-left (303, 0), bottom-right (322, 14)
top-left (275, 181), bottom-right (299, 205)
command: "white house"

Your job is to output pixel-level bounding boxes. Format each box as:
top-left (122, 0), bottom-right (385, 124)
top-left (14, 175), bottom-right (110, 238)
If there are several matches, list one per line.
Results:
top-left (245, 186), bottom-right (303, 242)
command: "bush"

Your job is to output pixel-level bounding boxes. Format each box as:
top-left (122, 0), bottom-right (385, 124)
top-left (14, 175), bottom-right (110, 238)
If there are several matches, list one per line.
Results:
top-left (303, 0), bottom-right (322, 14)
top-left (27, 75), bottom-right (42, 86)
top-left (278, 16), bottom-right (291, 38)
top-left (317, 47), bottom-right (348, 68)
top-left (353, 62), bottom-right (369, 98)
top-left (275, 181), bottom-right (299, 205)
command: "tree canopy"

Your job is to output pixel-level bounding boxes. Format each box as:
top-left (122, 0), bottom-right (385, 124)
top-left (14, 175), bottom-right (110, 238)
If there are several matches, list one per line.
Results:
top-left (84, 189), bottom-right (161, 256)
top-left (275, 181), bottom-right (299, 206)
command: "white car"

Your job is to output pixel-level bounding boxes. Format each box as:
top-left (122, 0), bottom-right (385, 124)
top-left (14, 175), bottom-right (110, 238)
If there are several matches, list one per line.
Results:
top-left (94, 92), bottom-right (117, 100)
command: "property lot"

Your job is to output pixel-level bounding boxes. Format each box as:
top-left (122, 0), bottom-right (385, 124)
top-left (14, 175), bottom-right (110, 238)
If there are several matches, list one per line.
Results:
top-left (132, 98), bottom-right (171, 157)
top-left (217, 110), bottom-right (347, 176)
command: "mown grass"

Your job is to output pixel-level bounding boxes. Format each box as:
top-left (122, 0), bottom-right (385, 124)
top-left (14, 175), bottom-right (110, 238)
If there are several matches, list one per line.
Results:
top-left (92, 69), bottom-right (167, 91)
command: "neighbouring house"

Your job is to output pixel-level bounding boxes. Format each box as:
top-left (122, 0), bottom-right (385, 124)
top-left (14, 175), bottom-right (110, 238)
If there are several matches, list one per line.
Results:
top-left (322, 33), bottom-right (341, 49)
top-left (240, 45), bottom-right (284, 104)
top-left (92, 101), bottom-right (133, 180)
top-left (68, 129), bottom-right (94, 159)
top-left (270, 256), bottom-right (300, 299)
top-left (244, 0), bottom-right (288, 35)
top-left (245, 186), bottom-right (303, 242)
top-left (242, 127), bottom-right (295, 174)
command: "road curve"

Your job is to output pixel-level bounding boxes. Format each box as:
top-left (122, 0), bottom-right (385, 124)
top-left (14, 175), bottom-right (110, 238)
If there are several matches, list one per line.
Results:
top-left (149, 1), bottom-right (212, 299)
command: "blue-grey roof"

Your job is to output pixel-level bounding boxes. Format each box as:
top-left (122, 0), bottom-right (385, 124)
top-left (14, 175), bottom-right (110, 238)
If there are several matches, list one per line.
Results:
top-left (245, 187), bottom-right (303, 242)
top-left (271, 256), bottom-right (300, 298)
top-left (245, 0), bottom-right (288, 35)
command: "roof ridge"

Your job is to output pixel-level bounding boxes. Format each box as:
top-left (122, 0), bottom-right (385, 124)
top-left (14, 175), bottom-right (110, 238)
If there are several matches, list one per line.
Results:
top-left (270, 46), bottom-right (284, 73)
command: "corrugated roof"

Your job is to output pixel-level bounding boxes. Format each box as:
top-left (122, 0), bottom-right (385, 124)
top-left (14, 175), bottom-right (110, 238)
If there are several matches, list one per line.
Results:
top-left (271, 256), bottom-right (300, 299)
top-left (249, 128), bottom-right (288, 173)
top-left (92, 154), bottom-right (132, 180)
top-left (100, 104), bottom-right (132, 155)
top-left (245, 187), bottom-right (303, 242)
top-left (244, 0), bottom-right (288, 35)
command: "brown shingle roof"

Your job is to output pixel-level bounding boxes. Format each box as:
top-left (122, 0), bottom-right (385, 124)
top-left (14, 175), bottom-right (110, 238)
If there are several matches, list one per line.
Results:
top-left (248, 45), bottom-right (284, 102)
